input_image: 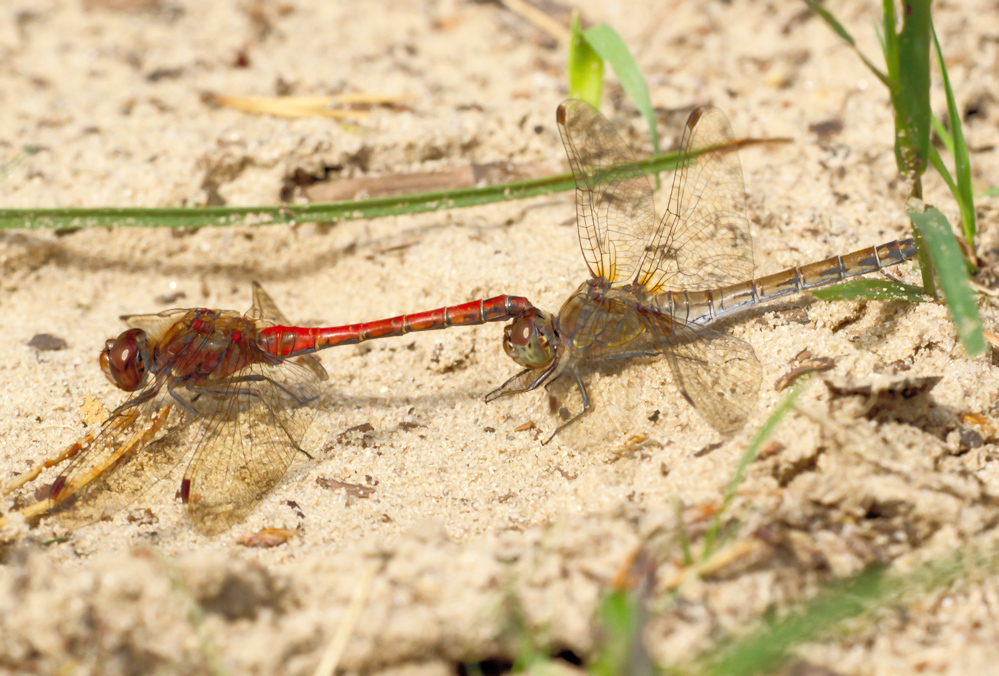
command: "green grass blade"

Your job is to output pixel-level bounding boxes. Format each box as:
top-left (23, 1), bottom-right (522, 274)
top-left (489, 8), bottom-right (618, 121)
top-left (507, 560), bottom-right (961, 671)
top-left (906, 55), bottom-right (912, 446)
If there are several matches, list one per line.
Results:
top-left (0, 138), bottom-right (784, 231)
top-left (881, 0), bottom-right (903, 172)
top-left (979, 186), bottom-right (999, 198)
top-left (880, 0), bottom-right (898, 73)
top-left (590, 590), bottom-right (654, 676)
top-left (802, 0), bottom-right (890, 86)
top-left (873, 20), bottom-right (886, 54)
top-left (702, 563), bottom-right (888, 676)
top-left (567, 10), bottom-right (603, 107)
top-left (583, 24), bottom-right (659, 154)
top-left (809, 279), bottom-right (928, 302)
top-left (674, 497), bottom-right (694, 567)
top-left (932, 23), bottom-right (977, 244)
top-left (930, 113), bottom-right (955, 156)
top-left (909, 205), bottom-right (985, 355)
top-left (701, 376), bottom-right (812, 561)
top-left (928, 144), bottom-right (959, 202)
top-left (700, 542), bottom-right (999, 676)
top-left (890, 0), bottom-right (932, 190)
top-left (0, 157), bottom-right (649, 230)
top-left (910, 225), bottom-right (937, 297)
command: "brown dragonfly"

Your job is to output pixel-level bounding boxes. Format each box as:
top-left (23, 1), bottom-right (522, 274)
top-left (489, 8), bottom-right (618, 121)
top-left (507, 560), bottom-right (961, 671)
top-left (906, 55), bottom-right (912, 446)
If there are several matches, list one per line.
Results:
top-left (485, 99), bottom-right (916, 440)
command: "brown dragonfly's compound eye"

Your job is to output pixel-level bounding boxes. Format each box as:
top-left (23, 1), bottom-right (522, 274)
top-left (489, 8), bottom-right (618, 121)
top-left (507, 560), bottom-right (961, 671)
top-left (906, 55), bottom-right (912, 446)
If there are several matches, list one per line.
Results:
top-left (503, 314), bottom-right (556, 370)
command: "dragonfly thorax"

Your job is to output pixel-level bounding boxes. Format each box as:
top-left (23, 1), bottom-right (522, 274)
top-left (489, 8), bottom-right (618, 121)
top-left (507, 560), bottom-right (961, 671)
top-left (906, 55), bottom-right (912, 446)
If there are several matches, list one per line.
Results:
top-left (100, 328), bottom-right (152, 392)
top-left (556, 281), bottom-right (648, 355)
top-left (502, 308), bottom-right (558, 370)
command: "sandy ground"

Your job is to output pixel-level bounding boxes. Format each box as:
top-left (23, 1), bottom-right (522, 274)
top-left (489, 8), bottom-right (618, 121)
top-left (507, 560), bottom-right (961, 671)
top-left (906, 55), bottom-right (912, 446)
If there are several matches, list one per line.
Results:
top-left (2, 1), bottom-right (999, 674)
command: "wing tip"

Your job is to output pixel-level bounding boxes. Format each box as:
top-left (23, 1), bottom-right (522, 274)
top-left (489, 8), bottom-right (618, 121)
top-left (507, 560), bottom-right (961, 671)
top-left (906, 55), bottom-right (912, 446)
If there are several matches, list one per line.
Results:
top-left (686, 107), bottom-right (704, 130)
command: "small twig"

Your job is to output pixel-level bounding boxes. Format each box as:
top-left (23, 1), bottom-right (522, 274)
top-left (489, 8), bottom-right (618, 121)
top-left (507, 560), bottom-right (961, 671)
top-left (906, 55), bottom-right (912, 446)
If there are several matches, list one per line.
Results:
top-left (970, 280), bottom-right (999, 298)
top-left (212, 95), bottom-right (371, 120)
top-left (155, 550), bottom-right (230, 676)
top-left (498, 0), bottom-right (570, 44)
top-left (664, 538), bottom-right (762, 590)
top-left (313, 562), bottom-right (378, 676)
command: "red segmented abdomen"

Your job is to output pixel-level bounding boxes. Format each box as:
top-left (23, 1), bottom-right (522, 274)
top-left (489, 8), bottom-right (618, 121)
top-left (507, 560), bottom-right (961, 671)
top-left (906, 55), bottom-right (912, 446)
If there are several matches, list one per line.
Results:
top-left (257, 295), bottom-right (534, 358)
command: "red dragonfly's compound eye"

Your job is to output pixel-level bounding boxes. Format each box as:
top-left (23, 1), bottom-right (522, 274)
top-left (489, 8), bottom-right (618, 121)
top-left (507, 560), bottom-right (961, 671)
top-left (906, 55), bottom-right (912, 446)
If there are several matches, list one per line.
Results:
top-left (100, 328), bottom-right (149, 392)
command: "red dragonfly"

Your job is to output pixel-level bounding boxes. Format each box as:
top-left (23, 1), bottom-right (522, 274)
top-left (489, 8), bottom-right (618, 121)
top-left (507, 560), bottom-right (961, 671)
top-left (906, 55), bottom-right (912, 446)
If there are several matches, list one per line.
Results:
top-left (10, 284), bottom-right (532, 534)
top-left (484, 100), bottom-right (916, 440)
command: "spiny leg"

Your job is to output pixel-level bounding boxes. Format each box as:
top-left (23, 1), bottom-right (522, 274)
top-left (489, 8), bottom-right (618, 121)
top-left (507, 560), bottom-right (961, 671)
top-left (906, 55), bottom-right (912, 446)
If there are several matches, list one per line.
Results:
top-left (195, 373), bottom-right (319, 408)
top-left (543, 364), bottom-right (590, 444)
top-left (484, 362), bottom-right (559, 402)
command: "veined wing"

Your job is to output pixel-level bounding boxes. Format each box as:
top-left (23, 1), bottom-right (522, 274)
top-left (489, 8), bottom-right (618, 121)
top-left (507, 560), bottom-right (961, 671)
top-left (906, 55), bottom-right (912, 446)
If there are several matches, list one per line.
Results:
top-left (557, 99), bottom-right (657, 283)
top-left (45, 392), bottom-right (189, 529)
top-left (637, 106), bottom-right (754, 293)
top-left (586, 306), bottom-right (761, 434)
top-left (248, 280), bottom-right (291, 325)
top-left (181, 356), bottom-right (322, 535)
top-left (661, 319), bottom-right (761, 434)
top-left (120, 308), bottom-right (201, 344)
top-left (47, 349), bottom-right (322, 533)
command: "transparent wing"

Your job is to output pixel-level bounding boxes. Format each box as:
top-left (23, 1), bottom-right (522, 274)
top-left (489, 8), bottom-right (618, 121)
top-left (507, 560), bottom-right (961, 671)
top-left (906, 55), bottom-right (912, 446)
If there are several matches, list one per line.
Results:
top-left (638, 106), bottom-right (754, 293)
top-left (557, 99), bottom-right (658, 283)
top-left (181, 356), bottom-right (322, 534)
top-left (248, 281), bottom-right (290, 325)
top-left (42, 287), bottom-right (327, 533)
top-left (45, 392), bottom-right (191, 529)
top-left (46, 324), bottom-right (226, 526)
top-left (121, 308), bottom-right (202, 344)
top-left (662, 322), bottom-right (761, 434)
top-left (564, 301), bottom-right (761, 435)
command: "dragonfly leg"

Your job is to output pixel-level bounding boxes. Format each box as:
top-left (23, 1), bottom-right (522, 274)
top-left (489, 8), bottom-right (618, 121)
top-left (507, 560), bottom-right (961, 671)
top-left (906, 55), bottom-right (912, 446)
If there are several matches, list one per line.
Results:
top-left (484, 361), bottom-right (560, 402)
top-left (880, 268), bottom-right (905, 285)
top-left (168, 387), bottom-right (204, 422)
top-left (257, 376), bottom-right (321, 407)
top-left (595, 349), bottom-right (658, 362)
top-left (543, 364), bottom-right (590, 444)
top-left (108, 383), bottom-right (160, 417)
top-left (190, 379), bottom-right (264, 401)
top-left (196, 373), bottom-right (319, 407)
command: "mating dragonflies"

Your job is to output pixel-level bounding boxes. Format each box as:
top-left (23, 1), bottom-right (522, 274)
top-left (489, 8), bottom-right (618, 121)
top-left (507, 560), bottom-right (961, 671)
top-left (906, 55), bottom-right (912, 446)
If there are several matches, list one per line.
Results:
top-left (7, 284), bottom-right (532, 533)
top-left (484, 99), bottom-right (917, 440)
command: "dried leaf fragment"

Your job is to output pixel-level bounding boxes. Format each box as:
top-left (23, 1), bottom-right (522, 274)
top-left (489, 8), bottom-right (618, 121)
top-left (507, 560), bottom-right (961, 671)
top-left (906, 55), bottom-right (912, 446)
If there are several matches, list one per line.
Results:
top-left (236, 527), bottom-right (296, 548)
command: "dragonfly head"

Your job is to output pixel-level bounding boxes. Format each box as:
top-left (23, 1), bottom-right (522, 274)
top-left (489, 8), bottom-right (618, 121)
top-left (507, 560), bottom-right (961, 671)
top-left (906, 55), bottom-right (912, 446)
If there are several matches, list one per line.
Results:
top-left (502, 308), bottom-right (558, 370)
top-left (100, 328), bottom-right (151, 392)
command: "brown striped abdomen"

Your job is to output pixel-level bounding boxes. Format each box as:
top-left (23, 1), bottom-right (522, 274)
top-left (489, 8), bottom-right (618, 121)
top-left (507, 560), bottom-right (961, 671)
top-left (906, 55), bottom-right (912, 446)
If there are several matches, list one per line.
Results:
top-left (657, 238), bottom-right (917, 325)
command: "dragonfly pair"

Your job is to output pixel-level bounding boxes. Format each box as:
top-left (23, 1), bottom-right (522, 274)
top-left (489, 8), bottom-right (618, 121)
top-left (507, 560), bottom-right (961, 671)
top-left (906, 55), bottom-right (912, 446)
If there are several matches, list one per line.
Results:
top-left (6, 100), bottom-right (916, 534)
